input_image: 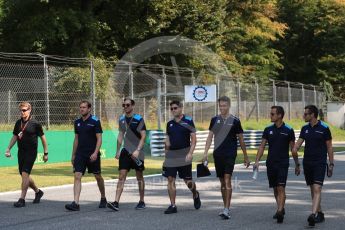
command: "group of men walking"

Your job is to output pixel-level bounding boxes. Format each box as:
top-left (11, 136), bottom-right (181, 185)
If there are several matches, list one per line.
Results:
top-left (5, 96), bottom-right (334, 227)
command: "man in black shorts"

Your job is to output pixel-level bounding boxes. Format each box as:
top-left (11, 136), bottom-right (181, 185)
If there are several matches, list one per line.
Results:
top-left (293, 105), bottom-right (334, 227)
top-left (254, 106), bottom-right (300, 223)
top-left (203, 96), bottom-right (250, 219)
top-left (5, 101), bottom-right (48, 208)
top-left (65, 100), bottom-right (107, 211)
top-left (107, 98), bottom-right (146, 211)
top-left (162, 100), bottom-right (201, 214)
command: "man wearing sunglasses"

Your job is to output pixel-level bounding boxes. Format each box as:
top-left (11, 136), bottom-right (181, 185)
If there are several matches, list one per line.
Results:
top-left (107, 98), bottom-right (147, 211)
top-left (254, 106), bottom-right (299, 223)
top-left (5, 102), bottom-right (48, 208)
top-left (203, 96), bottom-right (250, 220)
top-left (65, 100), bottom-right (106, 211)
top-left (293, 105), bottom-right (334, 227)
top-left (162, 100), bottom-right (201, 214)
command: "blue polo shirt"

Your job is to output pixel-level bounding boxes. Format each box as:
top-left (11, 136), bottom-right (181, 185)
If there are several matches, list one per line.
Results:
top-left (119, 114), bottom-right (146, 153)
top-left (74, 115), bottom-right (103, 157)
top-left (262, 123), bottom-right (295, 165)
top-left (166, 115), bottom-right (196, 150)
top-left (209, 114), bottom-right (243, 157)
top-left (299, 121), bottom-right (332, 163)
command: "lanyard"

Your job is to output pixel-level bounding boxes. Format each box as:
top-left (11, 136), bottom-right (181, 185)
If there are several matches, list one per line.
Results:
top-left (123, 116), bottom-right (134, 140)
top-left (18, 116), bottom-right (31, 140)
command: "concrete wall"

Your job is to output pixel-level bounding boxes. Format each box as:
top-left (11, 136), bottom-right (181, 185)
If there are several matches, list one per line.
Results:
top-left (327, 102), bottom-right (345, 129)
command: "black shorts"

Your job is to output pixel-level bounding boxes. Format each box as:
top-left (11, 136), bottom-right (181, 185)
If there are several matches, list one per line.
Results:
top-left (266, 163), bottom-right (289, 188)
top-left (74, 154), bottom-right (101, 175)
top-left (303, 161), bottom-right (326, 186)
top-left (18, 151), bottom-right (37, 175)
top-left (213, 155), bottom-right (235, 178)
top-left (162, 164), bottom-right (192, 180)
top-left (119, 150), bottom-right (145, 172)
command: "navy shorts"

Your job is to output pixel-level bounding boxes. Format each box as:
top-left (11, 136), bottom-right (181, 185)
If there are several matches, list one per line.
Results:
top-left (213, 155), bottom-right (235, 178)
top-left (119, 149), bottom-right (145, 172)
top-left (74, 153), bottom-right (101, 175)
top-left (18, 151), bottom-right (37, 175)
top-left (303, 161), bottom-right (326, 186)
top-left (162, 164), bottom-right (192, 180)
top-left (266, 163), bottom-right (289, 188)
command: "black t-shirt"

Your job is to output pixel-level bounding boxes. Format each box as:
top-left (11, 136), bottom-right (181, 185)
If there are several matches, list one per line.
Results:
top-left (74, 115), bottom-right (103, 157)
top-left (166, 115), bottom-right (196, 150)
top-left (209, 114), bottom-right (243, 157)
top-left (119, 114), bottom-right (146, 153)
top-left (13, 118), bottom-right (44, 152)
top-left (262, 123), bottom-right (295, 165)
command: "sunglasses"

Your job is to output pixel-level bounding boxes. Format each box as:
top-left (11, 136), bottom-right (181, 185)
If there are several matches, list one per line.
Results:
top-left (170, 107), bottom-right (179, 111)
top-left (270, 113), bottom-right (276, 116)
top-left (303, 113), bottom-right (311, 116)
top-left (122, 103), bottom-right (131, 108)
top-left (20, 109), bottom-right (29, 112)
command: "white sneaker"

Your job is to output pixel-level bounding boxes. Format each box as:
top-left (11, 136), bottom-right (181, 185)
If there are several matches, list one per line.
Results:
top-left (221, 208), bottom-right (231, 219)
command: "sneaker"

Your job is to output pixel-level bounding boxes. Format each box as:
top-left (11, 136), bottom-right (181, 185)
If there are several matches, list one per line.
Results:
top-left (276, 210), bottom-right (284, 224)
top-left (273, 208), bottom-right (285, 219)
top-left (65, 201), bottom-right (80, 211)
top-left (99, 198), bottom-right (107, 208)
top-left (193, 191), bottom-right (201, 210)
top-left (33, 190), bottom-right (44, 204)
top-left (164, 205), bottom-right (177, 214)
top-left (316, 211), bottom-right (325, 223)
top-left (13, 198), bottom-right (25, 208)
top-left (221, 208), bottom-right (231, 220)
top-left (106, 201), bottom-right (119, 211)
top-left (308, 213), bottom-right (316, 227)
top-left (135, 201), bottom-right (146, 210)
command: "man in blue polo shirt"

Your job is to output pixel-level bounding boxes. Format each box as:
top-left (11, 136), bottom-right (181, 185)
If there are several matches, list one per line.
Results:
top-left (293, 105), bottom-right (334, 227)
top-left (107, 98), bottom-right (147, 211)
top-left (162, 100), bottom-right (201, 214)
top-left (203, 96), bottom-right (250, 220)
top-left (254, 106), bottom-right (300, 223)
top-left (65, 100), bottom-right (106, 211)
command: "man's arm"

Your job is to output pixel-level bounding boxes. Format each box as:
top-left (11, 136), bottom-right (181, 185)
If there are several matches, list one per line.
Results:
top-left (238, 133), bottom-right (250, 167)
top-left (290, 140), bottom-right (301, 176)
top-left (5, 135), bottom-right (18, 157)
top-left (254, 139), bottom-right (267, 169)
top-left (326, 139), bottom-right (334, 176)
top-left (186, 133), bottom-right (197, 162)
top-left (292, 138), bottom-right (304, 155)
top-left (90, 133), bottom-right (102, 162)
top-left (71, 134), bottom-right (78, 165)
top-left (40, 135), bottom-right (48, 162)
top-left (202, 131), bottom-right (213, 163)
top-left (115, 131), bottom-right (124, 159)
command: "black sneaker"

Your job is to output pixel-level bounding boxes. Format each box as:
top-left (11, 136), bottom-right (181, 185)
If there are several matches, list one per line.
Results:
top-left (135, 201), bottom-right (146, 210)
top-left (316, 211), bottom-right (325, 223)
top-left (276, 211), bottom-right (284, 224)
top-left (107, 201), bottom-right (119, 211)
top-left (193, 191), bottom-right (201, 210)
top-left (65, 201), bottom-right (80, 211)
top-left (99, 198), bottom-right (107, 208)
top-left (33, 190), bottom-right (44, 204)
top-left (13, 198), bottom-right (25, 208)
top-left (308, 213), bottom-right (316, 227)
top-left (273, 208), bottom-right (285, 219)
top-left (164, 205), bottom-right (177, 214)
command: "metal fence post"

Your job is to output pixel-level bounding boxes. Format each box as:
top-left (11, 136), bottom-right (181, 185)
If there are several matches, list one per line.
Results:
top-left (43, 55), bottom-right (50, 129)
top-left (287, 81), bottom-right (291, 120)
top-left (157, 79), bottom-right (162, 130)
top-left (216, 76), bottom-right (220, 115)
top-left (301, 83), bottom-right (305, 108)
top-left (90, 61), bottom-right (96, 115)
top-left (129, 64), bottom-right (134, 99)
top-left (162, 67), bottom-right (167, 124)
top-left (143, 97), bottom-right (146, 121)
top-left (192, 70), bottom-right (195, 119)
top-left (272, 79), bottom-right (277, 105)
top-left (7, 90), bottom-right (11, 124)
top-left (255, 79), bottom-right (259, 121)
top-left (237, 81), bottom-right (241, 118)
top-left (313, 85), bottom-right (317, 105)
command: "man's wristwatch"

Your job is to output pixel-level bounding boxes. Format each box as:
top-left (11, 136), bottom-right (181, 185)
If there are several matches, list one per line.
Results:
top-left (296, 163), bottom-right (300, 167)
top-left (44, 152), bottom-right (48, 156)
top-left (136, 148), bottom-right (141, 151)
top-left (329, 163), bottom-right (334, 167)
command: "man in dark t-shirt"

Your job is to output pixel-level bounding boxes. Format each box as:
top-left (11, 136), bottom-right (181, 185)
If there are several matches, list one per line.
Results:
top-left (5, 102), bottom-right (48, 208)
top-left (65, 100), bottom-right (106, 211)
top-left (203, 96), bottom-right (250, 219)
top-left (293, 105), bottom-right (334, 227)
top-left (254, 106), bottom-right (299, 223)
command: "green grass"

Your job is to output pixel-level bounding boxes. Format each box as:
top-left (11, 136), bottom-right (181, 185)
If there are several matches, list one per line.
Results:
top-left (0, 151), bottom-right (262, 192)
